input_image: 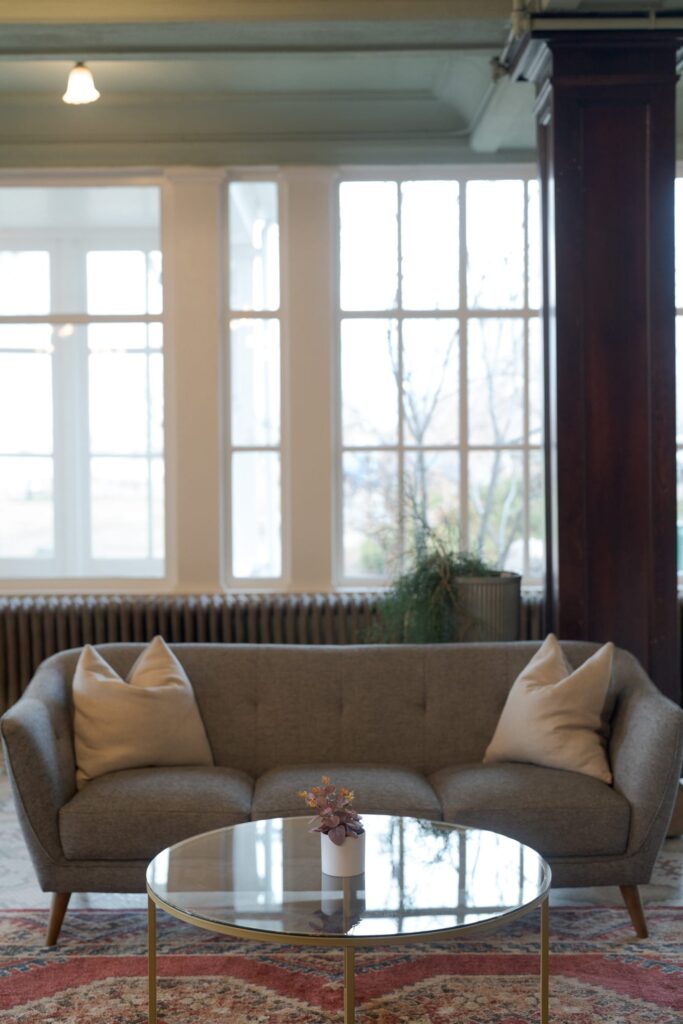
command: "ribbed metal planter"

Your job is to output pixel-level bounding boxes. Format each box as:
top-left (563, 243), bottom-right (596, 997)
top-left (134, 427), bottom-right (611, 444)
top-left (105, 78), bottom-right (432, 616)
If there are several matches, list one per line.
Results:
top-left (456, 572), bottom-right (521, 642)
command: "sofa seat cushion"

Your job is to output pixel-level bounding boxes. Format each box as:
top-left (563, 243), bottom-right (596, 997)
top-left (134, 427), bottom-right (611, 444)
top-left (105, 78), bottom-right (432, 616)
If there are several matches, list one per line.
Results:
top-left (430, 762), bottom-right (630, 859)
top-left (252, 764), bottom-right (442, 821)
top-left (60, 766), bottom-right (253, 861)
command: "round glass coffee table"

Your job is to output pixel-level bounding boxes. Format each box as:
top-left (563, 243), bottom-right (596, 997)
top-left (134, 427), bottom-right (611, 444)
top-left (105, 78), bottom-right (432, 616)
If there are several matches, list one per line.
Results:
top-left (146, 814), bottom-right (551, 1023)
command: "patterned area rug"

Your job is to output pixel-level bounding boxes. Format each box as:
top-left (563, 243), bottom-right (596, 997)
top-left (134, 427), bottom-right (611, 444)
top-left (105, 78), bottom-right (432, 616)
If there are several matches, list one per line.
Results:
top-left (0, 907), bottom-right (681, 1023)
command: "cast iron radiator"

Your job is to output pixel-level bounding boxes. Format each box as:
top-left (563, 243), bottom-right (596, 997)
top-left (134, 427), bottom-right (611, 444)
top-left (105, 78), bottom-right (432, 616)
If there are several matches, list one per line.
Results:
top-left (0, 591), bottom-right (546, 714)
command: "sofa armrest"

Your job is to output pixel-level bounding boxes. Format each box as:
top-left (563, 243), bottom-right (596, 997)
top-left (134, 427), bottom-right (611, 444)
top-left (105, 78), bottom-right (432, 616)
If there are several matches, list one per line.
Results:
top-left (0, 663), bottom-right (77, 871)
top-left (608, 651), bottom-right (683, 858)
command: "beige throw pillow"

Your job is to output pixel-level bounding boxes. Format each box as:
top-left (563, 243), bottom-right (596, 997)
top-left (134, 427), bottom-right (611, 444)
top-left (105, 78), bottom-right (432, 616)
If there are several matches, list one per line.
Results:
top-left (73, 635), bottom-right (214, 788)
top-left (483, 634), bottom-right (614, 784)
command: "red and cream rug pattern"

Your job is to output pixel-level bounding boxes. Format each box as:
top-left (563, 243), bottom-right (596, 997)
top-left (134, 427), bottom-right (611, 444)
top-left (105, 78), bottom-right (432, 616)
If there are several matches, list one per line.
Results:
top-left (0, 906), bottom-right (681, 1023)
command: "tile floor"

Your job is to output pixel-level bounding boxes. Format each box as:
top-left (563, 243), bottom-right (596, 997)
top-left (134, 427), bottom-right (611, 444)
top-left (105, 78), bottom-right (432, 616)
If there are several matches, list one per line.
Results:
top-left (1, 762), bottom-right (681, 911)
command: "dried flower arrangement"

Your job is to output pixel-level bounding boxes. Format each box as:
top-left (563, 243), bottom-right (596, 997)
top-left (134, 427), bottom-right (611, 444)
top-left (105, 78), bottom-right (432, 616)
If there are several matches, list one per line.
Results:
top-left (298, 775), bottom-right (364, 845)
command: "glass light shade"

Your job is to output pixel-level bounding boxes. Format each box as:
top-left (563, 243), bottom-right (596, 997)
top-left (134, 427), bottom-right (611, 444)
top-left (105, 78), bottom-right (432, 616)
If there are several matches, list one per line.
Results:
top-left (62, 63), bottom-right (100, 105)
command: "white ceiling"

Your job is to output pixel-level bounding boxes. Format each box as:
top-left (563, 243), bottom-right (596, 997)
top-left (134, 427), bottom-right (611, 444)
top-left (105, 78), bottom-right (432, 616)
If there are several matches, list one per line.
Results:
top-left (0, 1), bottom-right (679, 167)
top-left (0, 2), bottom-right (532, 166)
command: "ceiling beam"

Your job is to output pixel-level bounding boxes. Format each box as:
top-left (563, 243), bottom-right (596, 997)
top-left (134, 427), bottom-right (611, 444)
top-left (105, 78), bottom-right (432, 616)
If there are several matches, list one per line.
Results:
top-left (469, 74), bottom-right (536, 152)
top-left (0, 1), bottom-right (514, 26)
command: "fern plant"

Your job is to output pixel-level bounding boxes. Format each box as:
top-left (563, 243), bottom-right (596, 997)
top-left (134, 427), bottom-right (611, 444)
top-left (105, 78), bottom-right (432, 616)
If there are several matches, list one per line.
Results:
top-left (372, 529), bottom-right (499, 644)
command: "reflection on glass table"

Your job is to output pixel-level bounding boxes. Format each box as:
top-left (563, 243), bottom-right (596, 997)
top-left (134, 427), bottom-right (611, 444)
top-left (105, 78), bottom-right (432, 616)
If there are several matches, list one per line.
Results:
top-left (146, 815), bottom-right (551, 1024)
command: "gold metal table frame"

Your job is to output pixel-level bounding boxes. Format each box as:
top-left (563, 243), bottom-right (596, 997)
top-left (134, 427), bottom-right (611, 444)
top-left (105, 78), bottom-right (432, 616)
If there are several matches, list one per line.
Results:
top-left (146, 880), bottom-right (550, 1023)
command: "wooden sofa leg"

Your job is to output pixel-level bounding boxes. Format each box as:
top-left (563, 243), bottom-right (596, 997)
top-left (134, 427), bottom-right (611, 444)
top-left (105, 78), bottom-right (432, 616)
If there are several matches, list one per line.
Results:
top-left (619, 885), bottom-right (648, 938)
top-left (46, 892), bottom-right (71, 946)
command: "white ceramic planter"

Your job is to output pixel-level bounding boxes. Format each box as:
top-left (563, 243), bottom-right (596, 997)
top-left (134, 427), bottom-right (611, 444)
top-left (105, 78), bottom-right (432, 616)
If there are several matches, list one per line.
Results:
top-left (320, 830), bottom-right (365, 877)
top-left (456, 572), bottom-right (521, 641)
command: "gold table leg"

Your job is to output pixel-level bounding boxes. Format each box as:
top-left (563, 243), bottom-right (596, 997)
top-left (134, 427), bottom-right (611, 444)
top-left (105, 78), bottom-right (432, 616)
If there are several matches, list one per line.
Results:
top-left (344, 945), bottom-right (355, 1024)
top-left (148, 896), bottom-right (157, 1024)
top-left (540, 896), bottom-right (549, 1024)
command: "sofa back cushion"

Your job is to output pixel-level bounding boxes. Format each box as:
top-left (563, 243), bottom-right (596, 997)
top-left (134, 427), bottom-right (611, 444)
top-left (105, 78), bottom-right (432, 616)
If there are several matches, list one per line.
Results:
top-left (56, 640), bottom-right (608, 777)
top-left (135, 641), bottom-right (610, 776)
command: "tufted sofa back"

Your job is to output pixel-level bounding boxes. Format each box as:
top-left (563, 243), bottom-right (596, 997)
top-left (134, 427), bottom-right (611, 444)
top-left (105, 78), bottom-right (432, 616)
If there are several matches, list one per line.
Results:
top-left (36, 639), bottom-right (621, 777)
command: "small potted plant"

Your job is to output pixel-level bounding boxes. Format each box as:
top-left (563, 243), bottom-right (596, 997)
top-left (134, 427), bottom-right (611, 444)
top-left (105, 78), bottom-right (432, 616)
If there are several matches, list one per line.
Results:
top-left (298, 776), bottom-right (365, 877)
top-left (373, 524), bottom-right (520, 644)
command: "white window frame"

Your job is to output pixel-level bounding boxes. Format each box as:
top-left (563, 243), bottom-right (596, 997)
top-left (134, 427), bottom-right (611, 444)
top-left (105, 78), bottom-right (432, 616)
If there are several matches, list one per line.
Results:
top-left (0, 170), bottom-right (168, 590)
top-left (333, 164), bottom-right (542, 589)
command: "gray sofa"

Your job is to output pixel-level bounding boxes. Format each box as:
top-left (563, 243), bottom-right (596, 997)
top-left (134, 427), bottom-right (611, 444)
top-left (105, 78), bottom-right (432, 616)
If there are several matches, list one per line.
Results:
top-left (2, 640), bottom-right (682, 945)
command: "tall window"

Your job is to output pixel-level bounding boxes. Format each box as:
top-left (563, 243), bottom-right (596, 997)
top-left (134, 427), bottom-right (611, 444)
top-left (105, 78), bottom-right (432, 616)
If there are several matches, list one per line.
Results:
top-left (0, 167), bottom-right (544, 594)
top-left (0, 186), bottom-right (163, 578)
top-left (227, 180), bottom-right (282, 581)
top-left (338, 173), bottom-right (543, 584)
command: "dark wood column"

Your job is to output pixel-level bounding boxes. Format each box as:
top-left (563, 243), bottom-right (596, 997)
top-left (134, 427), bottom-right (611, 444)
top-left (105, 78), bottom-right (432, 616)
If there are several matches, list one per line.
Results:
top-left (518, 34), bottom-right (680, 702)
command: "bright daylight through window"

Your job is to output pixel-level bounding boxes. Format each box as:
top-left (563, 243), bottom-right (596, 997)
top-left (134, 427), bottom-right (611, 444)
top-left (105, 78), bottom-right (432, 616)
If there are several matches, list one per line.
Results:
top-left (338, 175), bottom-right (543, 584)
top-left (227, 181), bottom-right (282, 580)
top-left (0, 186), bottom-right (163, 579)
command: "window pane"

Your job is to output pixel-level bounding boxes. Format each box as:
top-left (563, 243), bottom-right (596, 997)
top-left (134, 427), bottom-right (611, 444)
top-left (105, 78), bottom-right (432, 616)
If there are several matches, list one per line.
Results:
top-left (343, 451), bottom-right (398, 577)
top-left (0, 352), bottom-right (53, 455)
top-left (229, 182), bottom-right (280, 312)
top-left (527, 180), bottom-right (542, 310)
top-left (0, 456), bottom-right (53, 558)
top-left (0, 186), bottom-right (160, 315)
top-left (147, 250), bottom-right (163, 315)
top-left (677, 180), bottom-right (683, 309)
top-left (678, 452), bottom-right (683, 573)
top-left (528, 449), bottom-right (545, 580)
top-left (402, 319), bottom-right (458, 446)
top-left (89, 351), bottom-right (150, 455)
top-left (151, 456), bottom-right (165, 561)
top-left (149, 352), bottom-right (164, 455)
top-left (404, 450), bottom-right (459, 549)
top-left (529, 317), bottom-right (543, 445)
top-left (0, 324), bottom-right (54, 353)
top-left (469, 450), bottom-right (524, 569)
top-left (232, 451), bottom-right (281, 578)
top-left (466, 180), bottom-right (525, 309)
top-left (468, 319), bottom-right (524, 445)
top-left (87, 251), bottom-right (152, 315)
top-left (0, 252), bottom-right (50, 315)
top-left (401, 180), bottom-right (459, 310)
top-left (340, 182), bottom-right (398, 311)
top-left (90, 457), bottom-right (152, 559)
top-left (88, 326), bottom-right (163, 461)
top-left (88, 322), bottom-right (158, 352)
top-left (342, 319), bottom-right (398, 446)
top-left (231, 319), bottom-right (280, 447)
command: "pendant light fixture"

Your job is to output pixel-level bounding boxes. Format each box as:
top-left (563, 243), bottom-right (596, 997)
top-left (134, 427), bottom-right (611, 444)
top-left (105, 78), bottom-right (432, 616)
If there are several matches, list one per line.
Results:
top-left (62, 62), bottom-right (100, 105)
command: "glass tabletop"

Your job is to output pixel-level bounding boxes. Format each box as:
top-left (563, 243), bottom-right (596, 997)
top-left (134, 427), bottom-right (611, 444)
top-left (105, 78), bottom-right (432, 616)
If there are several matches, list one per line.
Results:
top-left (147, 815), bottom-right (551, 941)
